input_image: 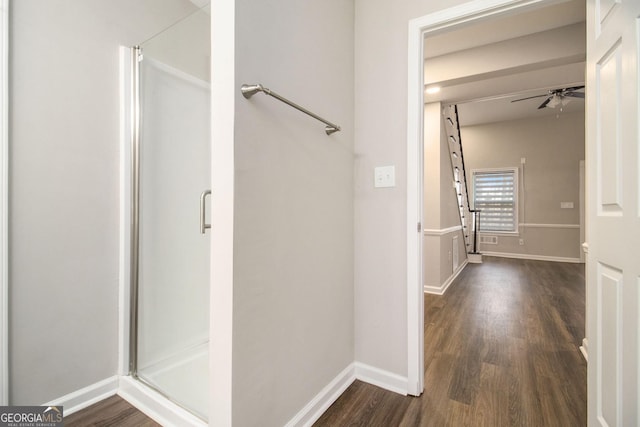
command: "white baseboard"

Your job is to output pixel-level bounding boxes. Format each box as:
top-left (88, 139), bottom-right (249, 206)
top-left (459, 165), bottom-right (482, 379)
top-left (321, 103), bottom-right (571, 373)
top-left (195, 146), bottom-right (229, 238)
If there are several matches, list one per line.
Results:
top-left (481, 251), bottom-right (582, 264)
top-left (118, 376), bottom-right (206, 427)
top-left (580, 338), bottom-right (588, 362)
top-left (354, 362), bottom-right (408, 396)
top-left (284, 361), bottom-right (409, 426)
top-left (45, 376), bottom-right (119, 417)
top-left (424, 259), bottom-right (468, 295)
top-left (285, 364), bottom-right (356, 427)
top-left (46, 365), bottom-right (406, 425)
top-left (467, 253), bottom-right (482, 264)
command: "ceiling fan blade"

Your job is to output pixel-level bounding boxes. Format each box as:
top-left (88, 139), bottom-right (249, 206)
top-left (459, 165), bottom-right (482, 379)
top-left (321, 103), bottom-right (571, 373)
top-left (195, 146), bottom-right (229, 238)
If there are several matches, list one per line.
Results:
top-left (562, 85), bottom-right (585, 92)
top-left (511, 94), bottom-right (548, 103)
top-left (564, 92), bottom-right (585, 99)
top-left (538, 97), bottom-right (552, 109)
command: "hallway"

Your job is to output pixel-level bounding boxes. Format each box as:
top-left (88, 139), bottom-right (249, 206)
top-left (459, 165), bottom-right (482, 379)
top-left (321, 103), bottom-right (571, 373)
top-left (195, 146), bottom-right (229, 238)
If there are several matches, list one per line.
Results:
top-left (315, 257), bottom-right (587, 426)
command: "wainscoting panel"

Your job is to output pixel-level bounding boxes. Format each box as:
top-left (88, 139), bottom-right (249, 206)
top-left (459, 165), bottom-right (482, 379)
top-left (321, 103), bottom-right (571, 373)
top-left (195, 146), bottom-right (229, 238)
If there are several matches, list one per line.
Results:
top-left (596, 262), bottom-right (622, 426)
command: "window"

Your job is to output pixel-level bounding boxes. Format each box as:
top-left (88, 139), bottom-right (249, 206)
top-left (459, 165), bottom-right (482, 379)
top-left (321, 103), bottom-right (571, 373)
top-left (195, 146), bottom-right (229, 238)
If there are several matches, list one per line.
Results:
top-left (472, 168), bottom-right (518, 233)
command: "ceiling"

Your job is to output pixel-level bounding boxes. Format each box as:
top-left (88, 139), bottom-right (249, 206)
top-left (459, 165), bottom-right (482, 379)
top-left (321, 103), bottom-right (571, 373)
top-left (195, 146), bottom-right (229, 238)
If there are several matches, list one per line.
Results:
top-left (424, 0), bottom-right (586, 126)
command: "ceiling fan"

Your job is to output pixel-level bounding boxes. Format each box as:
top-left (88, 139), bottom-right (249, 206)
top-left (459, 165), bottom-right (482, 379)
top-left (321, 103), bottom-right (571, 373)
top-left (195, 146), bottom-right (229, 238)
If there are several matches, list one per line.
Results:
top-left (511, 85), bottom-right (585, 109)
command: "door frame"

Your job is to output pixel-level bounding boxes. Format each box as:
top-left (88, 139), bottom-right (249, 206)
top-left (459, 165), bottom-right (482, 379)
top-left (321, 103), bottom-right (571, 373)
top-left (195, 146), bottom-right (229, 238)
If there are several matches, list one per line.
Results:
top-left (580, 160), bottom-right (585, 263)
top-left (1, 0), bottom-right (8, 406)
top-left (406, 0), bottom-right (569, 396)
top-left (209, 0), bottom-right (235, 424)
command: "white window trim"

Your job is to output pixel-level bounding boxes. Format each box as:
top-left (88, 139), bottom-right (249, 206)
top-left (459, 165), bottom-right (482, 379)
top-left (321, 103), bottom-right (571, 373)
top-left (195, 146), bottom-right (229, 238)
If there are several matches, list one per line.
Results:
top-left (471, 167), bottom-right (519, 235)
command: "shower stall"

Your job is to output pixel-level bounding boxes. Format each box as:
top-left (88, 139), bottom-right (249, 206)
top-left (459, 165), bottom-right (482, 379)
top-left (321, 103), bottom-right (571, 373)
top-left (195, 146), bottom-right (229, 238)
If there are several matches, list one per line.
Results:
top-left (121, 4), bottom-right (211, 423)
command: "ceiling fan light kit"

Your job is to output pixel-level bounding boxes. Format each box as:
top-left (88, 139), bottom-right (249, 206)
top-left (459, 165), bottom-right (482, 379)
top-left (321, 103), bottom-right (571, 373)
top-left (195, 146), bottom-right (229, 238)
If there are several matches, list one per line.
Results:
top-left (511, 85), bottom-right (585, 110)
top-left (546, 94), bottom-right (572, 109)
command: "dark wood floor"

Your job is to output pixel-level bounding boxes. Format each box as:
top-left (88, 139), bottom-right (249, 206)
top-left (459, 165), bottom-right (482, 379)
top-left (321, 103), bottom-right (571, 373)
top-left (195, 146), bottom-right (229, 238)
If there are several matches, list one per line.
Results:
top-left (314, 257), bottom-right (587, 426)
top-left (66, 257), bottom-right (586, 426)
top-left (64, 394), bottom-right (161, 426)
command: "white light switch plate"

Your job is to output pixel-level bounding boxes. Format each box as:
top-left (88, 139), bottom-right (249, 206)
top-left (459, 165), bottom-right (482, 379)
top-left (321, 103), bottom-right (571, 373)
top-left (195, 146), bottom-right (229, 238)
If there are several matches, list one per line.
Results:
top-left (561, 202), bottom-right (574, 209)
top-left (374, 166), bottom-right (395, 188)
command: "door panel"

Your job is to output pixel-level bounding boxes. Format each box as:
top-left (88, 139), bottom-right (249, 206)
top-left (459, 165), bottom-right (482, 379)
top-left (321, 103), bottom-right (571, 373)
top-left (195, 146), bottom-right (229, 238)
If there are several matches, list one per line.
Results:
top-left (587, 0), bottom-right (640, 425)
top-left (596, 42), bottom-right (623, 214)
top-left (133, 4), bottom-right (211, 420)
top-left (597, 262), bottom-right (622, 425)
top-left (596, 0), bottom-right (619, 29)
top-left (137, 54), bottom-right (211, 419)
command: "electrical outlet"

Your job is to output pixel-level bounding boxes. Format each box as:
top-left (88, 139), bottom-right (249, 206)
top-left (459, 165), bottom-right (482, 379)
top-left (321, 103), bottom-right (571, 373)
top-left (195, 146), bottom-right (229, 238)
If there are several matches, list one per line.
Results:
top-left (519, 239), bottom-right (524, 245)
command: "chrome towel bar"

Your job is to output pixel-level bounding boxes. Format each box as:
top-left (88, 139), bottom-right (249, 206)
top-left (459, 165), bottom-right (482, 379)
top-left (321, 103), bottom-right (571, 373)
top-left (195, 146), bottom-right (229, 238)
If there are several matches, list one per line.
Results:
top-left (241, 84), bottom-right (341, 135)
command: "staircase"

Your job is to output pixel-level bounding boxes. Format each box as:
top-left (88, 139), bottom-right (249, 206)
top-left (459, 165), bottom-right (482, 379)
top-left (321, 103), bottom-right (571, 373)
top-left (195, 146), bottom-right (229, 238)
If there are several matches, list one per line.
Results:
top-left (443, 104), bottom-right (482, 263)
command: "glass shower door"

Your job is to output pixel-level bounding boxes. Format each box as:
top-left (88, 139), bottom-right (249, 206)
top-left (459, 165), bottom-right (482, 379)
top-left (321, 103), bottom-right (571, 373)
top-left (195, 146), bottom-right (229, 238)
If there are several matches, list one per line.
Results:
top-left (134, 5), bottom-right (211, 420)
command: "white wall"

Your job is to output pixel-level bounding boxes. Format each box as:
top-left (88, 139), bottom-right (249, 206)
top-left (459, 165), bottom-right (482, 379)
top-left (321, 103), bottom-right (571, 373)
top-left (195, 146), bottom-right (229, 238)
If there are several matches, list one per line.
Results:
top-left (9, 0), bottom-right (200, 405)
top-left (423, 103), bottom-right (442, 231)
top-left (353, 0), bottom-right (468, 381)
top-left (462, 112), bottom-right (585, 260)
top-left (423, 103), bottom-right (443, 288)
top-left (233, 0), bottom-right (355, 425)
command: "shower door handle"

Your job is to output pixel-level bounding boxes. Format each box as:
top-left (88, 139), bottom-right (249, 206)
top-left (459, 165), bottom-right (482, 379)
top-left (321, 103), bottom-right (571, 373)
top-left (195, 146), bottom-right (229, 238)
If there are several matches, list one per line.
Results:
top-left (200, 190), bottom-right (212, 234)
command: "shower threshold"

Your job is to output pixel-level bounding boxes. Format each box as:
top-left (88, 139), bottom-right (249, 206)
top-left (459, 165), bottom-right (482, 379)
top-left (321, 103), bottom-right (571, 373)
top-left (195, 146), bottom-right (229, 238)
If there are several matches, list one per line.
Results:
top-left (119, 341), bottom-right (208, 426)
top-left (119, 374), bottom-right (206, 427)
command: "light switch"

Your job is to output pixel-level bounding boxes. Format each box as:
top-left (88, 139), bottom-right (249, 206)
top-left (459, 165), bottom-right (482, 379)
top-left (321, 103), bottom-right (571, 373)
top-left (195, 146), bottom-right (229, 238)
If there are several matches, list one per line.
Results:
top-left (561, 202), bottom-right (574, 209)
top-left (374, 166), bottom-right (396, 188)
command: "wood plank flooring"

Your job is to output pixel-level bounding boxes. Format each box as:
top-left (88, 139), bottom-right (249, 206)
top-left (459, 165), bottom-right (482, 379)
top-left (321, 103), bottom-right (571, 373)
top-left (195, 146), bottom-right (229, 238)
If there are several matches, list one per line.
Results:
top-left (65, 257), bottom-right (585, 426)
top-left (64, 394), bottom-right (161, 427)
top-left (314, 257), bottom-right (587, 427)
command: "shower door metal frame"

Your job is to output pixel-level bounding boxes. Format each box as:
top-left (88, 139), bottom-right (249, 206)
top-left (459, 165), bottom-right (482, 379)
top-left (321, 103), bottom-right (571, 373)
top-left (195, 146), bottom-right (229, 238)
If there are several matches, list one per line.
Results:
top-left (128, 46), bottom-right (142, 378)
top-left (0, 0), bottom-right (8, 406)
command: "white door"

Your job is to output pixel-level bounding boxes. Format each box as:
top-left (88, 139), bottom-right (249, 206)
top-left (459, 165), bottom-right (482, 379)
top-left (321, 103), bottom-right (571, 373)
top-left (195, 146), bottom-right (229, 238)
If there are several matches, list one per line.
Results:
top-left (586, 0), bottom-right (640, 425)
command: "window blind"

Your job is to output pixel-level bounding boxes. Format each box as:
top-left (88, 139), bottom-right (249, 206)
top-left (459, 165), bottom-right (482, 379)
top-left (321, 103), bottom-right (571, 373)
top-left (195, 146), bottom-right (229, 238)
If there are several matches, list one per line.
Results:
top-left (473, 169), bottom-right (517, 232)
